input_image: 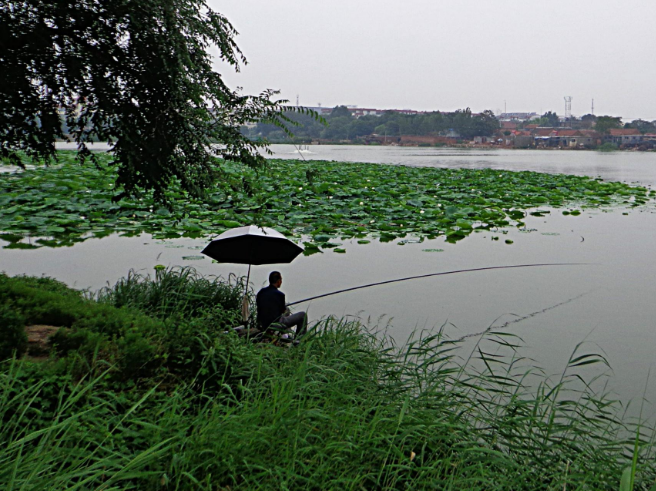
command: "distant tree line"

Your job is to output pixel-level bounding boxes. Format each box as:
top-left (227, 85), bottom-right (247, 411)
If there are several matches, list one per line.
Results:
top-left (523, 113), bottom-right (656, 135)
top-left (244, 106), bottom-right (500, 142)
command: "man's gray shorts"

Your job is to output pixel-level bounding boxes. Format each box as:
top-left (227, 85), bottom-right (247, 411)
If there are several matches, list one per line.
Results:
top-left (280, 311), bottom-right (307, 336)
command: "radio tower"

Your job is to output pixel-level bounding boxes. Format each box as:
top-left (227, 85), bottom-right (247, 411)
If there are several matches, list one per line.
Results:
top-left (564, 96), bottom-right (572, 126)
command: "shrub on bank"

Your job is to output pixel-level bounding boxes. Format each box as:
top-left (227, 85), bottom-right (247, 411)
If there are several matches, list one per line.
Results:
top-left (0, 269), bottom-right (247, 384)
top-left (0, 305), bottom-right (27, 360)
top-left (598, 142), bottom-right (619, 152)
top-left (0, 273), bottom-right (87, 327)
top-left (97, 266), bottom-right (243, 323)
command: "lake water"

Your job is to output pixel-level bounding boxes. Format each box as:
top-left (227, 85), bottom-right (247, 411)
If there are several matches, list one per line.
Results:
top-left (5, 144), bottom-right (656, 413)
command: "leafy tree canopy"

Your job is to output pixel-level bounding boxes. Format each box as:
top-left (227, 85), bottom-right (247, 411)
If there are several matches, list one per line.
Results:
top-left (541, 111), bottom-right (560, 127)
top-left (246, 107), bottom-right (499, 141)
top-left (0, 0), bottom-right (295, 200)
top-left (594, 116), bottom-right (623, 135)
top-left (329, 106), bottom-right (353, 119)
top-left (525, 117), bottom-right (549, 127)
top-left (624, 119), bottom-right (656, 134)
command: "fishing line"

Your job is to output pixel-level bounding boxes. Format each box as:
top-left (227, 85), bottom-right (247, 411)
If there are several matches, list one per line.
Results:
top-left (286, 263), bottom-right (590, 307)
top-left (452, 290), bottom-right (592, 343)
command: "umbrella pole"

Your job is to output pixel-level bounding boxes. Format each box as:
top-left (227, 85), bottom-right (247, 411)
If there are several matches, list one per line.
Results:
top-left (244, 263), bottom-right (251, 297)
top-left (241, 263), bottom-right (252, 323)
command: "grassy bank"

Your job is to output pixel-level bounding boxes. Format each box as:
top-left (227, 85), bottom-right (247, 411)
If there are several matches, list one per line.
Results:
top-left (1, 268), bottom-right (655, 489)
top-left (1, 151), bottom-right (653, 250)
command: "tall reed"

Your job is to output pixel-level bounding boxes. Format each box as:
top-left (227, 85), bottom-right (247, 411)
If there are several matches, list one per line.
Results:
top-left (97, 266), bottom-right (246, 324)
top-left (1, 318), bottom-right (654, 489)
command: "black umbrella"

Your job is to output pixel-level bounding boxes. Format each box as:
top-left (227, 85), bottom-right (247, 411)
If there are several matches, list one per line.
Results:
top-left (201, 225), bottom-right (304, 321)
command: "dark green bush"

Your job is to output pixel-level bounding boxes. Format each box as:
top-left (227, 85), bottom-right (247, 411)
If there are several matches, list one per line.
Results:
top-left (0, 273), bottom-right (87, 326)
top-left (598, 142), bottom-right (618, 152)
top-left (0, 305), bottom-right (27, 360)
top-left (71, 304), bottom-right (162, 337)
top-left (2, 272), bottom-right (245, 386)
top-left (50, 328), bottom-right (109, 357)
top-left (116, 331), bottom-right (161, 380)
top-left (0, 275), bottom-right (82, 298)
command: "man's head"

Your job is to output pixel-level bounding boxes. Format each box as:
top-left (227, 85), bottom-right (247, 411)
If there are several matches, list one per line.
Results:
top-left (269, 271), bottom-right (282, 288)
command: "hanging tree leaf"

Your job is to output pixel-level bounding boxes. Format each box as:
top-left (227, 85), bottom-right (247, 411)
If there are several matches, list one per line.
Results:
top-left (0, 0), bottom-right (302, 201)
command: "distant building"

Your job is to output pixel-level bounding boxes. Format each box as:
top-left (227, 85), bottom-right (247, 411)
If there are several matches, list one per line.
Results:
top-left (303, 106), bottom-right (427, 118)
top-left (348, 108), bottom-right (387, 118)
top-left (528, 128), bottom-right (601, 148)
top-left (605, 128), bottom-right (643, 146)
top-left (498, 112), bottom-right (538, 122)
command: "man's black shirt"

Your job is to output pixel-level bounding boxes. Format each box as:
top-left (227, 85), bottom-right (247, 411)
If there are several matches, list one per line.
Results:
top-left (256, 285), bottom-right (285, 329)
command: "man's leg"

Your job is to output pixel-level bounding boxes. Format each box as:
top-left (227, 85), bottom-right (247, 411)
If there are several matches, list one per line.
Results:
top-left (280, 311), bottom-right (308, 337)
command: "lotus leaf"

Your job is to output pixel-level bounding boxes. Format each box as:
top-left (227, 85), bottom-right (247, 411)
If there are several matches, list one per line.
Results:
top-left (0, 152), bottom-right (652, 252)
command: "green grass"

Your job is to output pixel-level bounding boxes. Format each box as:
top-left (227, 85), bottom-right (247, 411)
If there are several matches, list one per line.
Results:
top-left (598, 142), bottom-right (619, 152)
top-left (1, 270), bottom-right (656, 489)
top-left (0, 151), bottom-right (653, 251)
top-left (96, 265), bottom-right (244, 322)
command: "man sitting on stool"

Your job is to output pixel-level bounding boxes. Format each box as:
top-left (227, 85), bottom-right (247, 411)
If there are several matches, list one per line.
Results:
top-left (256, 271), bottom-right (307, 338)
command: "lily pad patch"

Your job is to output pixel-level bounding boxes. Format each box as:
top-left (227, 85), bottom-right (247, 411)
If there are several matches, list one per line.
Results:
top-left (0, 152), bottom-right (652, 253)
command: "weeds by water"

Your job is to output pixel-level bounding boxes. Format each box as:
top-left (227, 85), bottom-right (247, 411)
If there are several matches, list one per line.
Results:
top-left (97, 265), bottom-right (245, 322)
top-left (1, 269), bottom-right (655, 489)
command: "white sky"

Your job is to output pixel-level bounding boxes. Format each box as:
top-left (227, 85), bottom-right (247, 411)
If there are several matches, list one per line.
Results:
top-left (210, 0), bottom-right (656, 120)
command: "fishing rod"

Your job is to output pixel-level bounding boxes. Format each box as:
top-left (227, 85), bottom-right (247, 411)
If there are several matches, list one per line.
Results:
top-left (286, 263), bottom-right (589, 307)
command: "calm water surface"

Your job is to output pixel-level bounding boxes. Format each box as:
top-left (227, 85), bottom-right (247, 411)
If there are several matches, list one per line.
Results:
top-left (5, 145), bottom-right (656, 413)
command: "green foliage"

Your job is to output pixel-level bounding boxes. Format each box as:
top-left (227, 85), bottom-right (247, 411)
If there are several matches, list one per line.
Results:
top-left (1, 271), bottom-right (656, 487)
top-left (599, 142), bottom-right (620, 152)
top-left (0, 0), bottom-right (297, 201)
top-left (542, 111), bottom-right (561, 127)
top-left (0, 152), bottom-right (651, 251)
top-left (329, 105), bottom-right (353, 119)
top-left (0, 305), bottom-right (27, 360)
top-left (1, 309), bottom-right (655, 489)
top-left (248, 106), bottom-right (500, 141)
top-left (1, 269), bottom-right (247, 383)
top-left (526, 116), bottom-right (550, 126)
top-left (595, 115), bottom-right (624, 135)
top-left (0, 273), bottom-right (87, 327)
top-left (625, 119), bottom-right (656, 134)
top-left (97, 266), bottom-right (242, 323)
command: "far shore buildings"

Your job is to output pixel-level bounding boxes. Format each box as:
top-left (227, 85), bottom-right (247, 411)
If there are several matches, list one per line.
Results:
top-left (496, 127), bottom-right (653, 149)
top-left (605, 128), bottom-right (643, 146)
top-left (302, 105), bottom-right (653, 149)
top-left (305, 106), bottom-right (423, 117)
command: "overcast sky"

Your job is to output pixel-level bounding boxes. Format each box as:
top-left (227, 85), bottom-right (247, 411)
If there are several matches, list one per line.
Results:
top-left (210, 0), bottom-right (656, 120)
